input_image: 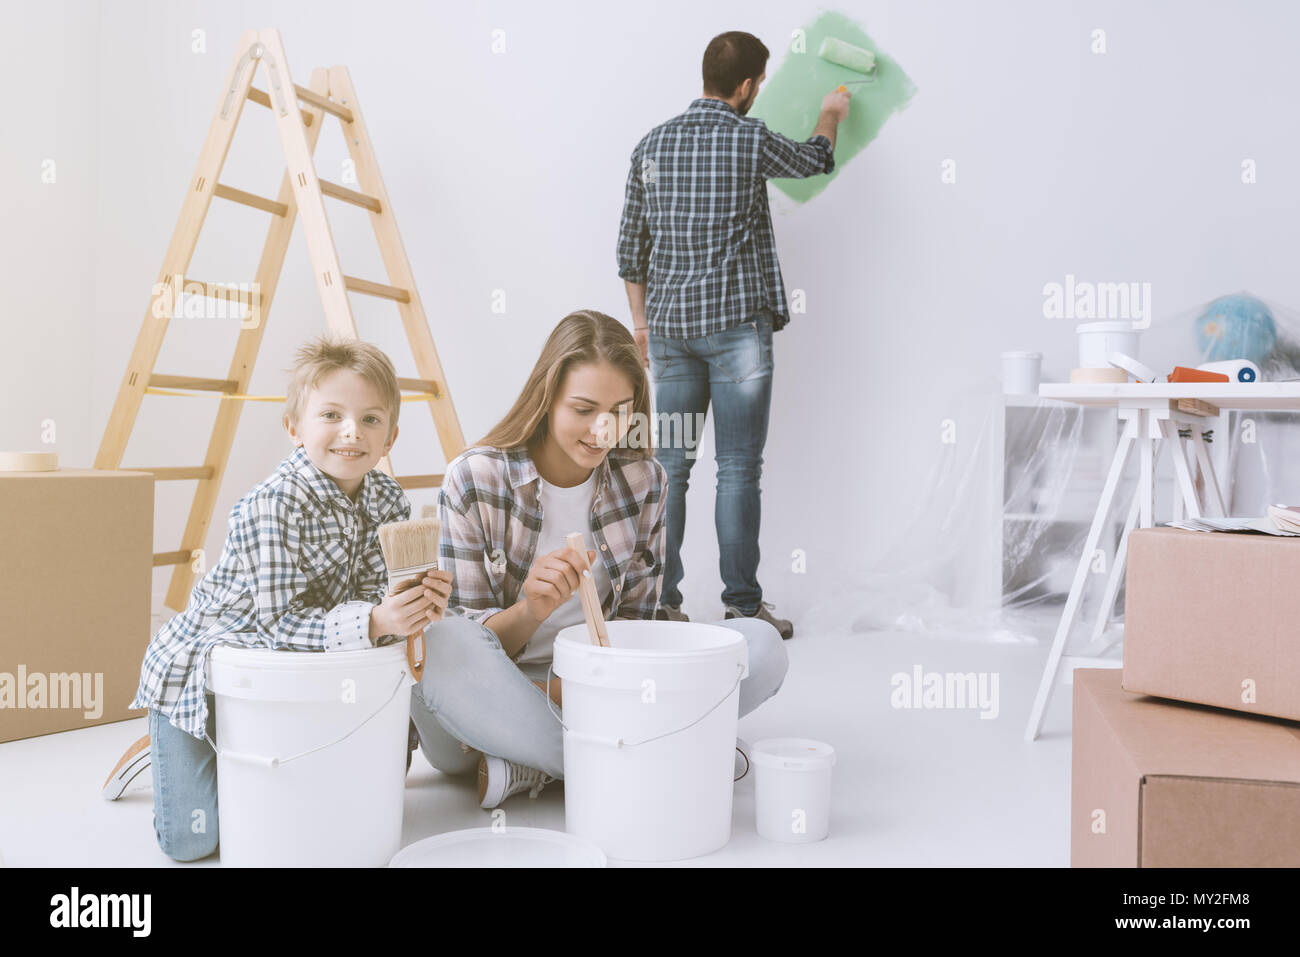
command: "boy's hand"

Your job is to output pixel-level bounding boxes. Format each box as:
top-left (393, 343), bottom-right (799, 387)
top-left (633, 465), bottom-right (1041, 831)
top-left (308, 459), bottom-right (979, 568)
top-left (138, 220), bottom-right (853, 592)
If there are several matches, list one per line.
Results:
top-left (369, 570), bottom-right (453, 640)
top-left (521, 546), bottom-right (599, 623)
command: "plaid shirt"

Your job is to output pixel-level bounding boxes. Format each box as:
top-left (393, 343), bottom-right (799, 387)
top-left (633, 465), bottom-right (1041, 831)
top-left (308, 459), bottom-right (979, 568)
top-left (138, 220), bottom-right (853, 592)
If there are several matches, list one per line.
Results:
top-left (130, 446), bottom-right (411, 739)
top-left (438, 446), bottom-right (667, 644)
top-left (616, 97), bottom-right (836, 339)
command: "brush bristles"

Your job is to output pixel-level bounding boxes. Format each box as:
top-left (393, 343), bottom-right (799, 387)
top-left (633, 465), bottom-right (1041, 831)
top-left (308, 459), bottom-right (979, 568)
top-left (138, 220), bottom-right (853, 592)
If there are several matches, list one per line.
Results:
top-left (378, 518), bottom-right (441, 574)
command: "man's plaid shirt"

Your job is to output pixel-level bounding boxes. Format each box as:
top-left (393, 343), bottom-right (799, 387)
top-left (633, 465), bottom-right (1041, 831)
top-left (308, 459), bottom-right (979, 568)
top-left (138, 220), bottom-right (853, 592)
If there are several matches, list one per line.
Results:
top-left (616, 97), bottom-right (835, 339)
top-left (130, 445), bottom-right (411, 739)
top-left (438, 445), bottom-right (667, 646)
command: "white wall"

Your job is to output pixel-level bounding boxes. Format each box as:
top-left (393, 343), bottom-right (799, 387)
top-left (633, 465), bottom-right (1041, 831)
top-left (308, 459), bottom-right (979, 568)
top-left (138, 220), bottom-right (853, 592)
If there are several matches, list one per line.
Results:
top-left (0, 0), bottom-right (100, 459)
top-left (5, 0), bottom-right (1300, 619)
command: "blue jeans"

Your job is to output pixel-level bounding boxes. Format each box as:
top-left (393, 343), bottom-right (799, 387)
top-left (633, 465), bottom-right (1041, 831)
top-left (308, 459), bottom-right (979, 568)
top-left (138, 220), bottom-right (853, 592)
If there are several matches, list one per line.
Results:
top-left (649, 309), bottom-right (774, 613)
top-left (149, 695), bottom-right (220, 861)
top-left (409, 614), bottom-right (787, 779)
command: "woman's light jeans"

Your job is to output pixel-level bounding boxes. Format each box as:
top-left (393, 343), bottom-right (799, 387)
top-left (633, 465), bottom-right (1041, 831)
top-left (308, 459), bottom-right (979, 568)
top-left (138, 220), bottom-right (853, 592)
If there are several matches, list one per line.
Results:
top-left (409, 614), bottom-right (788, 780)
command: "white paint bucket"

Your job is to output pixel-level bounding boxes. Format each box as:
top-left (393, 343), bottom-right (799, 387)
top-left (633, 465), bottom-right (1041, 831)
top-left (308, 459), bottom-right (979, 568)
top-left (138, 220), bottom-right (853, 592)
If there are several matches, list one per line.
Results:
top-left (206, 644), bottom-right (413, 867)
top-left (752, 738), bottom-right (836, 844)
top-left (551, 621), bottom-right (749, 862)
top-left (1001, 351), bottom-right (1042, 395)
top-left (1077, 321), bottom-right (1139, 369)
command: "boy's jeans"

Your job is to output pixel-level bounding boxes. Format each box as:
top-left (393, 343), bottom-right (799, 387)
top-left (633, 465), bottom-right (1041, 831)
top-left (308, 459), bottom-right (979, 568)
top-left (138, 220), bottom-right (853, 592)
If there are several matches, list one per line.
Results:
top-left (648, 308), bottom-right (774, 614)
top-left (149, 694), bottom-right (219, 861)
top-left (409, 613), bottom-right (787, 779)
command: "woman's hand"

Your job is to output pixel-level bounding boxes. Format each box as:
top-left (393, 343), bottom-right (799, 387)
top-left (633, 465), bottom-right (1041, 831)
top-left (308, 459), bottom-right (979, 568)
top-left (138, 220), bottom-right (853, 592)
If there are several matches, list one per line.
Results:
top-left (369, 569), bottom-right (453, 640)
top-left (520, 546), bottom-right (598, 623)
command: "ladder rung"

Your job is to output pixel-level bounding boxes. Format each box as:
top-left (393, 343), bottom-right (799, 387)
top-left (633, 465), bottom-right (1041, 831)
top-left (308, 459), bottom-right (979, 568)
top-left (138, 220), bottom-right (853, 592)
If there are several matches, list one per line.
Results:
top-left (319, 179), bottom-right (381, 213)
top-left (139, 466), bottom-right (217, 481)
top-left (293, 84), bottom-right (354, 122)
top-left (213, 182), bottom-right (288, 217)
top-left (395, 474), bottom-right (445, 490)
top-left (343, 275), bottom-right (410, 303)
top-left (246, 86), bottom-right (315, 126)
top-left (149, 374), bottom-right (239, 393)
top-left (397, 377), bottom-right (441, 397)
top-left (179, 280), bottom-right (261, 307)
top-left (153, 551), bottom-right (193, 567)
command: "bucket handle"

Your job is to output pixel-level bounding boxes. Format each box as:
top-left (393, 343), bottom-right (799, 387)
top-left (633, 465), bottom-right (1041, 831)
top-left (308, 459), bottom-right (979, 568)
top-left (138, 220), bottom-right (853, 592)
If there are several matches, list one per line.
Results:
top-left (544, 660), bottom-right (745, 751)
top-left (203, 671), bottom-right (410, 769)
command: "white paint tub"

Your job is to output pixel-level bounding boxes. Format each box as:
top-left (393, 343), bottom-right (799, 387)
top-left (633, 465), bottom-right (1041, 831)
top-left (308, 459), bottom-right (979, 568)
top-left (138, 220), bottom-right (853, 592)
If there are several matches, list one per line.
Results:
top-left (1077, 321), bottom-right (1139, 369)
top-left (752, 737), bottom-right (836, 844)
top-left (206, 643), bottom-right (413, 867)
top-left (552, 621), bottom-right (748, 862)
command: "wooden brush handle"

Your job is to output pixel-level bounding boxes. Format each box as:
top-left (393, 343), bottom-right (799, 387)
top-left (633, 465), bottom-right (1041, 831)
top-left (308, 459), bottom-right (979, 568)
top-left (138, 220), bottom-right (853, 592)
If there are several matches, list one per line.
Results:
top-left (388, 573), bottom-right (429, 681)
top-left (406, 632), bottom-right (425, 681)
top-left (567, 532), bottom-right (610, 647)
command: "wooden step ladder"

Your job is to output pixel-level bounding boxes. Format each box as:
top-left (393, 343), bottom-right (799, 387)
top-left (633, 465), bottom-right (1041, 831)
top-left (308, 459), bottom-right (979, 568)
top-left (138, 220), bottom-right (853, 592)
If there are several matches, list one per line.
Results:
top-left (94, 28), bottom-right (466, 612)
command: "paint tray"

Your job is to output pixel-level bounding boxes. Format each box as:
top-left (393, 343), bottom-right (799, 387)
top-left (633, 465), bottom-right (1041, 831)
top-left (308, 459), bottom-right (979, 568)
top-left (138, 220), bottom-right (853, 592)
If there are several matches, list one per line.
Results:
top-left (750, 11), bottom-right (917, 204)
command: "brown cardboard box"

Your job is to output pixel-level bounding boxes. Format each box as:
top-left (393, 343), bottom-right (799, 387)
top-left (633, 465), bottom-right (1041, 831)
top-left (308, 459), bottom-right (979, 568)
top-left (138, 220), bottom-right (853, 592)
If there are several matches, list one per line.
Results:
top-left (0, 469), bottom-right (153, 742)
top-left (1071, 668), bottom-right (1300, 867)
top-left (1124, 526), bottom-right (1300, 721)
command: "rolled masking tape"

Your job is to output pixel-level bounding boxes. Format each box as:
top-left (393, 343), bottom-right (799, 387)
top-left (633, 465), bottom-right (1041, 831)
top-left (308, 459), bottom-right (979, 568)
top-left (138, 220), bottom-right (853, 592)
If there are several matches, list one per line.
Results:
top-left (1106, 352), bottom-right (1160, 383)
top-left (1070, 367), bottom-right (1128, 384)
top-left (1197, 359), bottom-right (1261, 383)
top-left (0, 451), bottom-right (58, 472)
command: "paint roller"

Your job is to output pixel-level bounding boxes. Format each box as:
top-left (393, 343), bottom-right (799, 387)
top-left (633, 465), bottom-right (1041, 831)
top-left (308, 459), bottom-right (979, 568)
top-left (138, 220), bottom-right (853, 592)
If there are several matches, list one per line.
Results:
top-left (819, 36), bottom-right (877, 90)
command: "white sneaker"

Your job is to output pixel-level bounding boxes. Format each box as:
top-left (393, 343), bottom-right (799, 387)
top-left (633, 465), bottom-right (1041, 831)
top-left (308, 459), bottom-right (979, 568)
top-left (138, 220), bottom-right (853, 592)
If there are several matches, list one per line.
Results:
top-left (103, 734), bottom-right (152, 801)
top-left (477, 753), bottom-right (554, 809)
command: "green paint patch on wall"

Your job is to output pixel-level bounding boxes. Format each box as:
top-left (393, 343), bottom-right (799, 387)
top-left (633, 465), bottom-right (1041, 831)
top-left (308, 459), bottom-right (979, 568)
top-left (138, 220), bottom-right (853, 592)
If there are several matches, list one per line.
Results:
top-left (751, 10), bottom-right (917, 204)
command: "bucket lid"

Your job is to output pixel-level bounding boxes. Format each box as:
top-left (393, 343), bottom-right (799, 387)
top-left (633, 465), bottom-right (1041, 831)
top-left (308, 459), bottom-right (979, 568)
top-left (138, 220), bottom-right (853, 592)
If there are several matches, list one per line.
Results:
top-left (751, 737), bottom-right (836, 771)
top-left (389, 827), bottom-right (606, 868)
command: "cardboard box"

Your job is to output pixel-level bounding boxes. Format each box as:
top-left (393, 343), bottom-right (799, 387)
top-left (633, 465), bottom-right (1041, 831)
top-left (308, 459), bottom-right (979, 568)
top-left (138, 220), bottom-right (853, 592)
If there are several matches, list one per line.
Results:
top-left (1071, 668), bottom-right (1300, 867)
top-left (0, 469), bottom-right (153, 742)
top-left (1124, 526), bottom-right (1300, 721)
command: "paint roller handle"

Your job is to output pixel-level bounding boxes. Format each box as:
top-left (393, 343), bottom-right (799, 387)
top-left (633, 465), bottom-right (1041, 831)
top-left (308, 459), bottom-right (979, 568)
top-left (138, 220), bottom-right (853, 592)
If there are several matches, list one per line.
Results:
top-left (821, 87), bottom-right (852, 122)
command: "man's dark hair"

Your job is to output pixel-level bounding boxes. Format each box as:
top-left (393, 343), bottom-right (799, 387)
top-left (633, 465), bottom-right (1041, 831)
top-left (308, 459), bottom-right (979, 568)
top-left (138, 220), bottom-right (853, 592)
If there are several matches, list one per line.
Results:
top-left (702, 32), bottom-right (769, 98)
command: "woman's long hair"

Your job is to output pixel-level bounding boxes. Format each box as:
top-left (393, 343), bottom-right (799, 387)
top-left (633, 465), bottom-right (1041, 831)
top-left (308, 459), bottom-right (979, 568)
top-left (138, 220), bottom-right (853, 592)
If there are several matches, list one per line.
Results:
top-left (477, 309), bottom-right (653, 458)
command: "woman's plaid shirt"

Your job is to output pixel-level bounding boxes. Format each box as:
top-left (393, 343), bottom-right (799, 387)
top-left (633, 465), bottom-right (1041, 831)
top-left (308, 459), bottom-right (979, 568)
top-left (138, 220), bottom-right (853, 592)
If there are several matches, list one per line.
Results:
top-left (438, 446), bottom-right (667, 632)
top-left (130, 446), bottom-right (411, 739)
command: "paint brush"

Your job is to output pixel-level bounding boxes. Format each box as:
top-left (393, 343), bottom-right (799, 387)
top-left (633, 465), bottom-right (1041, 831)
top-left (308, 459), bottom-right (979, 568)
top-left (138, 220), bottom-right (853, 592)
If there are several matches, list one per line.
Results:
top-left (377, 518), bottom-right (442, 680)
top-left (566, 531), bottom-right (609, 647)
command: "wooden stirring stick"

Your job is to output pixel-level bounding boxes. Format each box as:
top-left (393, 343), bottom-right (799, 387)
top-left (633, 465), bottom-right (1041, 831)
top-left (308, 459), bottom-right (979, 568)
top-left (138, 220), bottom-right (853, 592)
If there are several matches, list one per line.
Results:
top-left (567, 531), bottom-right (610, 647)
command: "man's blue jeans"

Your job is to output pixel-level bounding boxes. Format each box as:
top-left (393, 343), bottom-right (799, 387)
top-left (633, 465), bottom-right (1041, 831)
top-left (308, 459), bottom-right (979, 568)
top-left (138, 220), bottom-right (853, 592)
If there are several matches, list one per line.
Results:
top-left (648, 309), bottom-right (774, 614)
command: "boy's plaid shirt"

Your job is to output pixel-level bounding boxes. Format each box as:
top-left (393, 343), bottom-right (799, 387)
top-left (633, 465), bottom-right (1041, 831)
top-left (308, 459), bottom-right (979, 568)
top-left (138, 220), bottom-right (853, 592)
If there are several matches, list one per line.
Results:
top-left (616, 97), bottom-right (835, 339)
top-left (438, 446), bottom-right (667, 638)
top-left (130, 445), bottom-right (410, 739)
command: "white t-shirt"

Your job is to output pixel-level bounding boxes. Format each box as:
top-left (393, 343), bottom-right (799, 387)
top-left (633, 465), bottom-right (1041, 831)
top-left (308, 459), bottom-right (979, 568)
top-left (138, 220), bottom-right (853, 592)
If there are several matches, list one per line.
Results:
top-left (514, 471), bottom-right (611, 667)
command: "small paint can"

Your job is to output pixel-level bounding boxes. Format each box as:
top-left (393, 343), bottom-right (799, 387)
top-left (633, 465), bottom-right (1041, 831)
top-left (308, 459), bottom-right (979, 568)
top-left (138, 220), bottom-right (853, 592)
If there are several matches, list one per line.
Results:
top-left (1001, 351), bottom-right (1042, 395)
top-left (752, 737), bottom-right (836, 844)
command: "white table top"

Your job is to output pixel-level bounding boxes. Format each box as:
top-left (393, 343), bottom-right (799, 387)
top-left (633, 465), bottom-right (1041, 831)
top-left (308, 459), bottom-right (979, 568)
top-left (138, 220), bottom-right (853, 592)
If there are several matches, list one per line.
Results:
top-left (1038, 382), bottom-right (1300, 411)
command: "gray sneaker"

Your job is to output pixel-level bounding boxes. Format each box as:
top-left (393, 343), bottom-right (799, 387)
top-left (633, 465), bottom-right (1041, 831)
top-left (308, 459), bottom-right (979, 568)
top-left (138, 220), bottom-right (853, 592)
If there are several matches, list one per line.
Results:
top-left (655, 603), bottom-right (690, 622)
top-left (725, 600), bottom-right (793, 640)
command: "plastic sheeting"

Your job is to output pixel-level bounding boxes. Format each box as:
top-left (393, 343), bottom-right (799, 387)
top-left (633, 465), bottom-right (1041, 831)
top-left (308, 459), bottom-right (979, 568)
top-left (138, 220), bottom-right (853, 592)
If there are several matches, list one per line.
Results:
top-left (802, 292), bottom-right (1300, 648)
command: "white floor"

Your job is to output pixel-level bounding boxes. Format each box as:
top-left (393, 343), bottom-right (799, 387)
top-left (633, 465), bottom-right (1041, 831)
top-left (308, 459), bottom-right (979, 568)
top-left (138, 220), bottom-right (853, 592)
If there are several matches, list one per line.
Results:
top-left (0, 610), bottom-right (1089, 867)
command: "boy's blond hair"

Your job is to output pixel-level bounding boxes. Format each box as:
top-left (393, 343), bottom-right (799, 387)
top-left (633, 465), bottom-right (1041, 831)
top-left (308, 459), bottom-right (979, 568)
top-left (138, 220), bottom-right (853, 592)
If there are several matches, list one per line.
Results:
top-left (284, 336), bottom-right (401, 441)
